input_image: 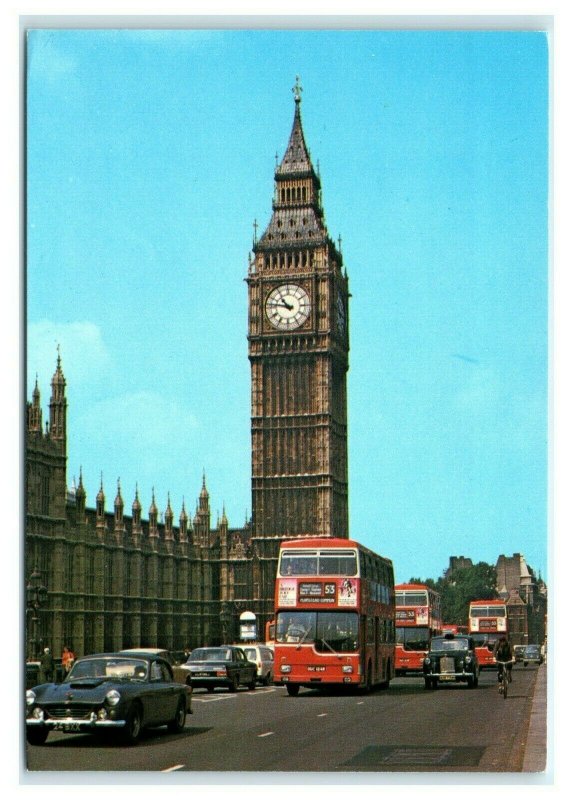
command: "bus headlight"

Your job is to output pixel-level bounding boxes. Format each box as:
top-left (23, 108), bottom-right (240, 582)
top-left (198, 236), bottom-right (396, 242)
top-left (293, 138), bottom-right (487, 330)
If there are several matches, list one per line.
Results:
top-left (280, 665), bottom-right (292, 674)
top-left (342, 665), bottom-right (353, 674)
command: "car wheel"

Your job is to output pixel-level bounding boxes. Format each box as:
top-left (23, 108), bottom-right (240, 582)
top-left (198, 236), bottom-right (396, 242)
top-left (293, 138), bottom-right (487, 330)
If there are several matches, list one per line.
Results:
top-left (248, 673), bottom-right (257, 690)
top-left (26, 727), bottom-right (49, 746)
top-left (206, 686), bottom-right (215, 693)
top-left (167, 699), bottom-right (186, 734)
top-left (286, 683), bottom-right (300, 696)
top-left (523, 662), bottom-right (528, 668)
top-left (122, 705), bottom-right (142, 745)
top-left (228, 674), bottom-right (239, 692)
top-left (263, 671), bottom-right (272, 686)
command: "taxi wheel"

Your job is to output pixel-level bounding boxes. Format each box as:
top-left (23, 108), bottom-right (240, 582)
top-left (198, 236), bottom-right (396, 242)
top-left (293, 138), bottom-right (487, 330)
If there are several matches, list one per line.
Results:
top-left (228, 674), bottom-right (239, 692)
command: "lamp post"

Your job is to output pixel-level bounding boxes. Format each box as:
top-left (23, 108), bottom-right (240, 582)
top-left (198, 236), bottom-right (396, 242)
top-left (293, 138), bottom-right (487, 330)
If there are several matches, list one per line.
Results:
top-left (26, 566), bottom-right (48, 660)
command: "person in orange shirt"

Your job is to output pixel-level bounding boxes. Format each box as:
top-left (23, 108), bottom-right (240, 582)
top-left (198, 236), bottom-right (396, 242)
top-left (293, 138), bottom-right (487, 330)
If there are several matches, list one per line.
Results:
top-left (61, 645), bottom-right (75, 674)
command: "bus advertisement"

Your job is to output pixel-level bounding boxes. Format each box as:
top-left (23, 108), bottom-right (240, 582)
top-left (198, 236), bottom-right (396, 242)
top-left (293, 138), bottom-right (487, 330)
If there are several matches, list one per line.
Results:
top-left (274, 538), bottom-right (395, 695)
top-left (468, 599), bottom-right (508, 668)
top-left (394, 583), bottom-right (442, 675)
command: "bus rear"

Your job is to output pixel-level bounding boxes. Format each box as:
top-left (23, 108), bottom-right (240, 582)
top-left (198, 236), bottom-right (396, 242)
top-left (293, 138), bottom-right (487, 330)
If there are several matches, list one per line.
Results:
top-left (468, 600), bottom-right (508, 669)
top-left (274, 538), bottom-right (395, 695)
top-left (394, 584), bottom-right (442, 675)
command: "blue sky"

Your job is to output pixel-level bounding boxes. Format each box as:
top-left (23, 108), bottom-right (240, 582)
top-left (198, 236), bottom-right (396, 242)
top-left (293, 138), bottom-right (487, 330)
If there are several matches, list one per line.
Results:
top-left (26, 28), bottom-right (548, 584)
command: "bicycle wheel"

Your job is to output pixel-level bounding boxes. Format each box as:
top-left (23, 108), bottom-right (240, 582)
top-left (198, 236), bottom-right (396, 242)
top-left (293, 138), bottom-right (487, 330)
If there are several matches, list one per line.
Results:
top-left (503, 672), bottom-right (508, 699)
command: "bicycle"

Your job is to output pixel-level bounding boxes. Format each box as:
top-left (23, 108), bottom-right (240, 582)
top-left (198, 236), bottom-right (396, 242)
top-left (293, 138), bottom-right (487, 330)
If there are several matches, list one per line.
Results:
top-left (497, 660), bottom-right (513, 699)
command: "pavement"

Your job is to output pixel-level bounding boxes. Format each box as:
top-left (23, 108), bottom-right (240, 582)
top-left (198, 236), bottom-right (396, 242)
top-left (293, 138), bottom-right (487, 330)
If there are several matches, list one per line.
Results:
top-left (521, 662), bottom-right (547, 773)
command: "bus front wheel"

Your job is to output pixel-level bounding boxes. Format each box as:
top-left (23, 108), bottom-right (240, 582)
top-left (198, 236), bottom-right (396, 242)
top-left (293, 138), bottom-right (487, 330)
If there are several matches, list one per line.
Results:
top-left (286, 683), bottom-right (300, 696)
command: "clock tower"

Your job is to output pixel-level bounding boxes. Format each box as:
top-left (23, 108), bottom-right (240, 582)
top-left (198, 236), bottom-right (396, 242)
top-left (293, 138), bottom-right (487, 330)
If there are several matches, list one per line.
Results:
top-left (247, 79), bottom-right (350, 617)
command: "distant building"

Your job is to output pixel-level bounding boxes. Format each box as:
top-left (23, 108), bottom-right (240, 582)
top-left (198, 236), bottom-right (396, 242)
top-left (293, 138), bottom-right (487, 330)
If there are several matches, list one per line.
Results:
top-left (496, 553), bottom-right (547, 645)
top-left (444, 555), bottom-right (473, 579)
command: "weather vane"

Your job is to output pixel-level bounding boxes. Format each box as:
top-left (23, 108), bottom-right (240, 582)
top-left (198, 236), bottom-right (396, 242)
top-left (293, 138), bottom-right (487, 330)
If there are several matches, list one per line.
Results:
top-left (292, 75), bottom-right (303, 103)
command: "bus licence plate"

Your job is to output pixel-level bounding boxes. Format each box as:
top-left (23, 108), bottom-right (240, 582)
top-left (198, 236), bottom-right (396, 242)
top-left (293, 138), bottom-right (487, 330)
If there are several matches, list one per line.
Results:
top-left (308, 666), bottom-right (326, 672)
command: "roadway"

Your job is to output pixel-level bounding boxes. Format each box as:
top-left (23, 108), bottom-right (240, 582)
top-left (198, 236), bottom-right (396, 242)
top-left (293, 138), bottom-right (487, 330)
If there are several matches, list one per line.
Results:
top-left (24, 664), bottom-right (545, 775)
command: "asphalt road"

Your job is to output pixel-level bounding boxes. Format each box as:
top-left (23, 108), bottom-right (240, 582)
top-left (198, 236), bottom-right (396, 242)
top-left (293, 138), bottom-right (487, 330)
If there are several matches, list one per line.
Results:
top-left (24, 665), bottom-right (540, 774)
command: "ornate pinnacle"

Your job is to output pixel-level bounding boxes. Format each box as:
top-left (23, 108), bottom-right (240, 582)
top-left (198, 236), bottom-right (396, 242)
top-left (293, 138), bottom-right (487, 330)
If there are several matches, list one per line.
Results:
top-left (292, 75), bottom-right (303, 103)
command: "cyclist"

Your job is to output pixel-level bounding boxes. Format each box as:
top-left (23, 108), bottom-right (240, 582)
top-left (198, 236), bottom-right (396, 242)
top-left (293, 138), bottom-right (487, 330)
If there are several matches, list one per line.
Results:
top-left (494, 636), bottom-right (514, 684)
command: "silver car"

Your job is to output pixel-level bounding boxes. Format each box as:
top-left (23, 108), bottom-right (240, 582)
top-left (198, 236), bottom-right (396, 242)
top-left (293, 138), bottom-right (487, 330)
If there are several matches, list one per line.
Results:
top-left (242, 644), bottom-right (274, 685)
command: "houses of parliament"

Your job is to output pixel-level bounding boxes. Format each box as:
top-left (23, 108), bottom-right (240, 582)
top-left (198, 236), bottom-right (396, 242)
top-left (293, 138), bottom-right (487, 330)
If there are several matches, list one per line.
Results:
top-left (25, 81), bottom-right (351, 656)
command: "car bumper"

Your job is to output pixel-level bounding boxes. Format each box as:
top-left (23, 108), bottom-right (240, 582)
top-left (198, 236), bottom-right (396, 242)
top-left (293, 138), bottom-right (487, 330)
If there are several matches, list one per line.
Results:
top-left (424, 670), bottom-right (474, 680)
top-left (27, 713), bottom-right (126, 730)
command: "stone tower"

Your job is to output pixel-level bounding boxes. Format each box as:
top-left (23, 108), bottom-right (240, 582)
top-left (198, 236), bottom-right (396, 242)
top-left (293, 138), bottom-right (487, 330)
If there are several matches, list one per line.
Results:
top-left (247, 79), bottom-right (350, 618)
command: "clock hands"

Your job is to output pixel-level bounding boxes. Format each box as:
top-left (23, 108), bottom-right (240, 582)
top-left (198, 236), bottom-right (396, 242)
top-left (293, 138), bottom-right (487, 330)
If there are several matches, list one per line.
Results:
top-left (269, 299), bottom-right (294, 311)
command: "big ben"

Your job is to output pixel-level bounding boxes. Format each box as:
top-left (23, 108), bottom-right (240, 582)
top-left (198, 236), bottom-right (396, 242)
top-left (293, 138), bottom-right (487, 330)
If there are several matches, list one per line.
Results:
top-left (247, 79), bottom-right (350, 617)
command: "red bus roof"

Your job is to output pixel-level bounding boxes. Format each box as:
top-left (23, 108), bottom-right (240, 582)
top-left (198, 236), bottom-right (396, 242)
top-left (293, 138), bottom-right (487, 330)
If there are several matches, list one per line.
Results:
top-left (468, 599), bottom-right (506, 605)
top-left (279, 537), bottom-right (393, 565)
top-left (280, 537), bottom-right (361, 549)
top-left (395, 583), bottom-right (430, 591)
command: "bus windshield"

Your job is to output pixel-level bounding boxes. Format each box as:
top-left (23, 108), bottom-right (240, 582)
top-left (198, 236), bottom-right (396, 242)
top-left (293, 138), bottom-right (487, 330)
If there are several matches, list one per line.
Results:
top-left (276, 611), bottom-right (359, 652)
top-left (395, 591), bottom-right (428, 606)
top-left (469, 605), bottom-right (505, 617)
top-left (279, 550), bottom-right (358, 577)
top-left (395, 627), bottom-right (431, 651)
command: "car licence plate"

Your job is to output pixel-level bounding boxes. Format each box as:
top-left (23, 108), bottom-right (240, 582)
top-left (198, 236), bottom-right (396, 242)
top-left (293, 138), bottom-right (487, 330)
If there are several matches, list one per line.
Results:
top-left (54, 722), bottom-right (81, 732)
top-left (195, 672), bottom-right (212, 677)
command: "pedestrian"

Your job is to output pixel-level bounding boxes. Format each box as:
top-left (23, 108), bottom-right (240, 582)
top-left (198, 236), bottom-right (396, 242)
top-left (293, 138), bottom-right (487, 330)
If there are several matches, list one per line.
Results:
top-left (38, 647), bottom-right (55, 684)
top-left (61, 645), bottom-right (75, 673)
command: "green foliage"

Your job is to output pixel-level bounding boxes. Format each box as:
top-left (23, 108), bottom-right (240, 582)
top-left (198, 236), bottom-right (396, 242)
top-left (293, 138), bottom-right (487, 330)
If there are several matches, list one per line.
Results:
top-left (409, 562), bottom-right (499, 627)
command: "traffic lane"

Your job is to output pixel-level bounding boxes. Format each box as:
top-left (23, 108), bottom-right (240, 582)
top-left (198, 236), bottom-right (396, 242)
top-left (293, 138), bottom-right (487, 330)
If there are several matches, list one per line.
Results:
top-left (25, 668), bottom-right (539, 773)
top-left (229, 668), bottom-right (537, 772)
top-left (176, 668), bottom-right (537, 772)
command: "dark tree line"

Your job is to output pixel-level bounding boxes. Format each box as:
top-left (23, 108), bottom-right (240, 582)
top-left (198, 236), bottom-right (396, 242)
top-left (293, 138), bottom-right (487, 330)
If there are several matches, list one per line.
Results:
top-left (409, 562), bottom-right (499, 626)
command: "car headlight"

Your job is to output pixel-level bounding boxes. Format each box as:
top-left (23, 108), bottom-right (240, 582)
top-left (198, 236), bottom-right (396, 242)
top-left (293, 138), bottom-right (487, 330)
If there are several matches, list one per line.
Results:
top-left (105, 689), bottom-right (121, 706)
top-left (26, 689), bottom-right (36, 707)
top-left (280, 665), bottom-right (292, 674)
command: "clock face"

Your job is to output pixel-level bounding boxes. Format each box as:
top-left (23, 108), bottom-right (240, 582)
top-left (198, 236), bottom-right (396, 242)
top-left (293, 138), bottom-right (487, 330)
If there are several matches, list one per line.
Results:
top-left (337, 293), bottom-right (346, 332)
top-left (266, 284), bottom-right (311, 330)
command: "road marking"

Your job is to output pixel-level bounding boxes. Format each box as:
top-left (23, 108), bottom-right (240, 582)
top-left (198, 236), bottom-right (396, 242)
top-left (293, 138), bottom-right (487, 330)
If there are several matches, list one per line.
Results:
top-left (357, 701), bottom-right (364, 705)
top-left (317, 713), bottom-right (328, 717)
top-left (258, 731), bottom-right (275, 738)
top-left (193, 694), bottom-right (237, 703)
top-left (161, 764), bottom-right (185, 772)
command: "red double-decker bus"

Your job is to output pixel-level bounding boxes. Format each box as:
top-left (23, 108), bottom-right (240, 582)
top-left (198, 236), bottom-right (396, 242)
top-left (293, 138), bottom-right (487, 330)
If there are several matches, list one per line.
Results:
top-left (394, 583), bottom-right (442, 675)
top-left (468, 599), bottom-right (508, 668)
top-left (274, 538), bottom-right (395, 695)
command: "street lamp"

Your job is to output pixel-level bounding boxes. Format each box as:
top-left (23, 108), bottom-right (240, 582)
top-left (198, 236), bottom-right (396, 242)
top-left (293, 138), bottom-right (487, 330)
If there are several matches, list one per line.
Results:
top-left (26, 566), bottom-right (48, 660)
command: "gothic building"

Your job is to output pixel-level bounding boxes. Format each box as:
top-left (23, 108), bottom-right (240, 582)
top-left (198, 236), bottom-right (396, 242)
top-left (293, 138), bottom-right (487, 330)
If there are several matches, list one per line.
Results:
top-left (25, 82), bottom-right (348, 655)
